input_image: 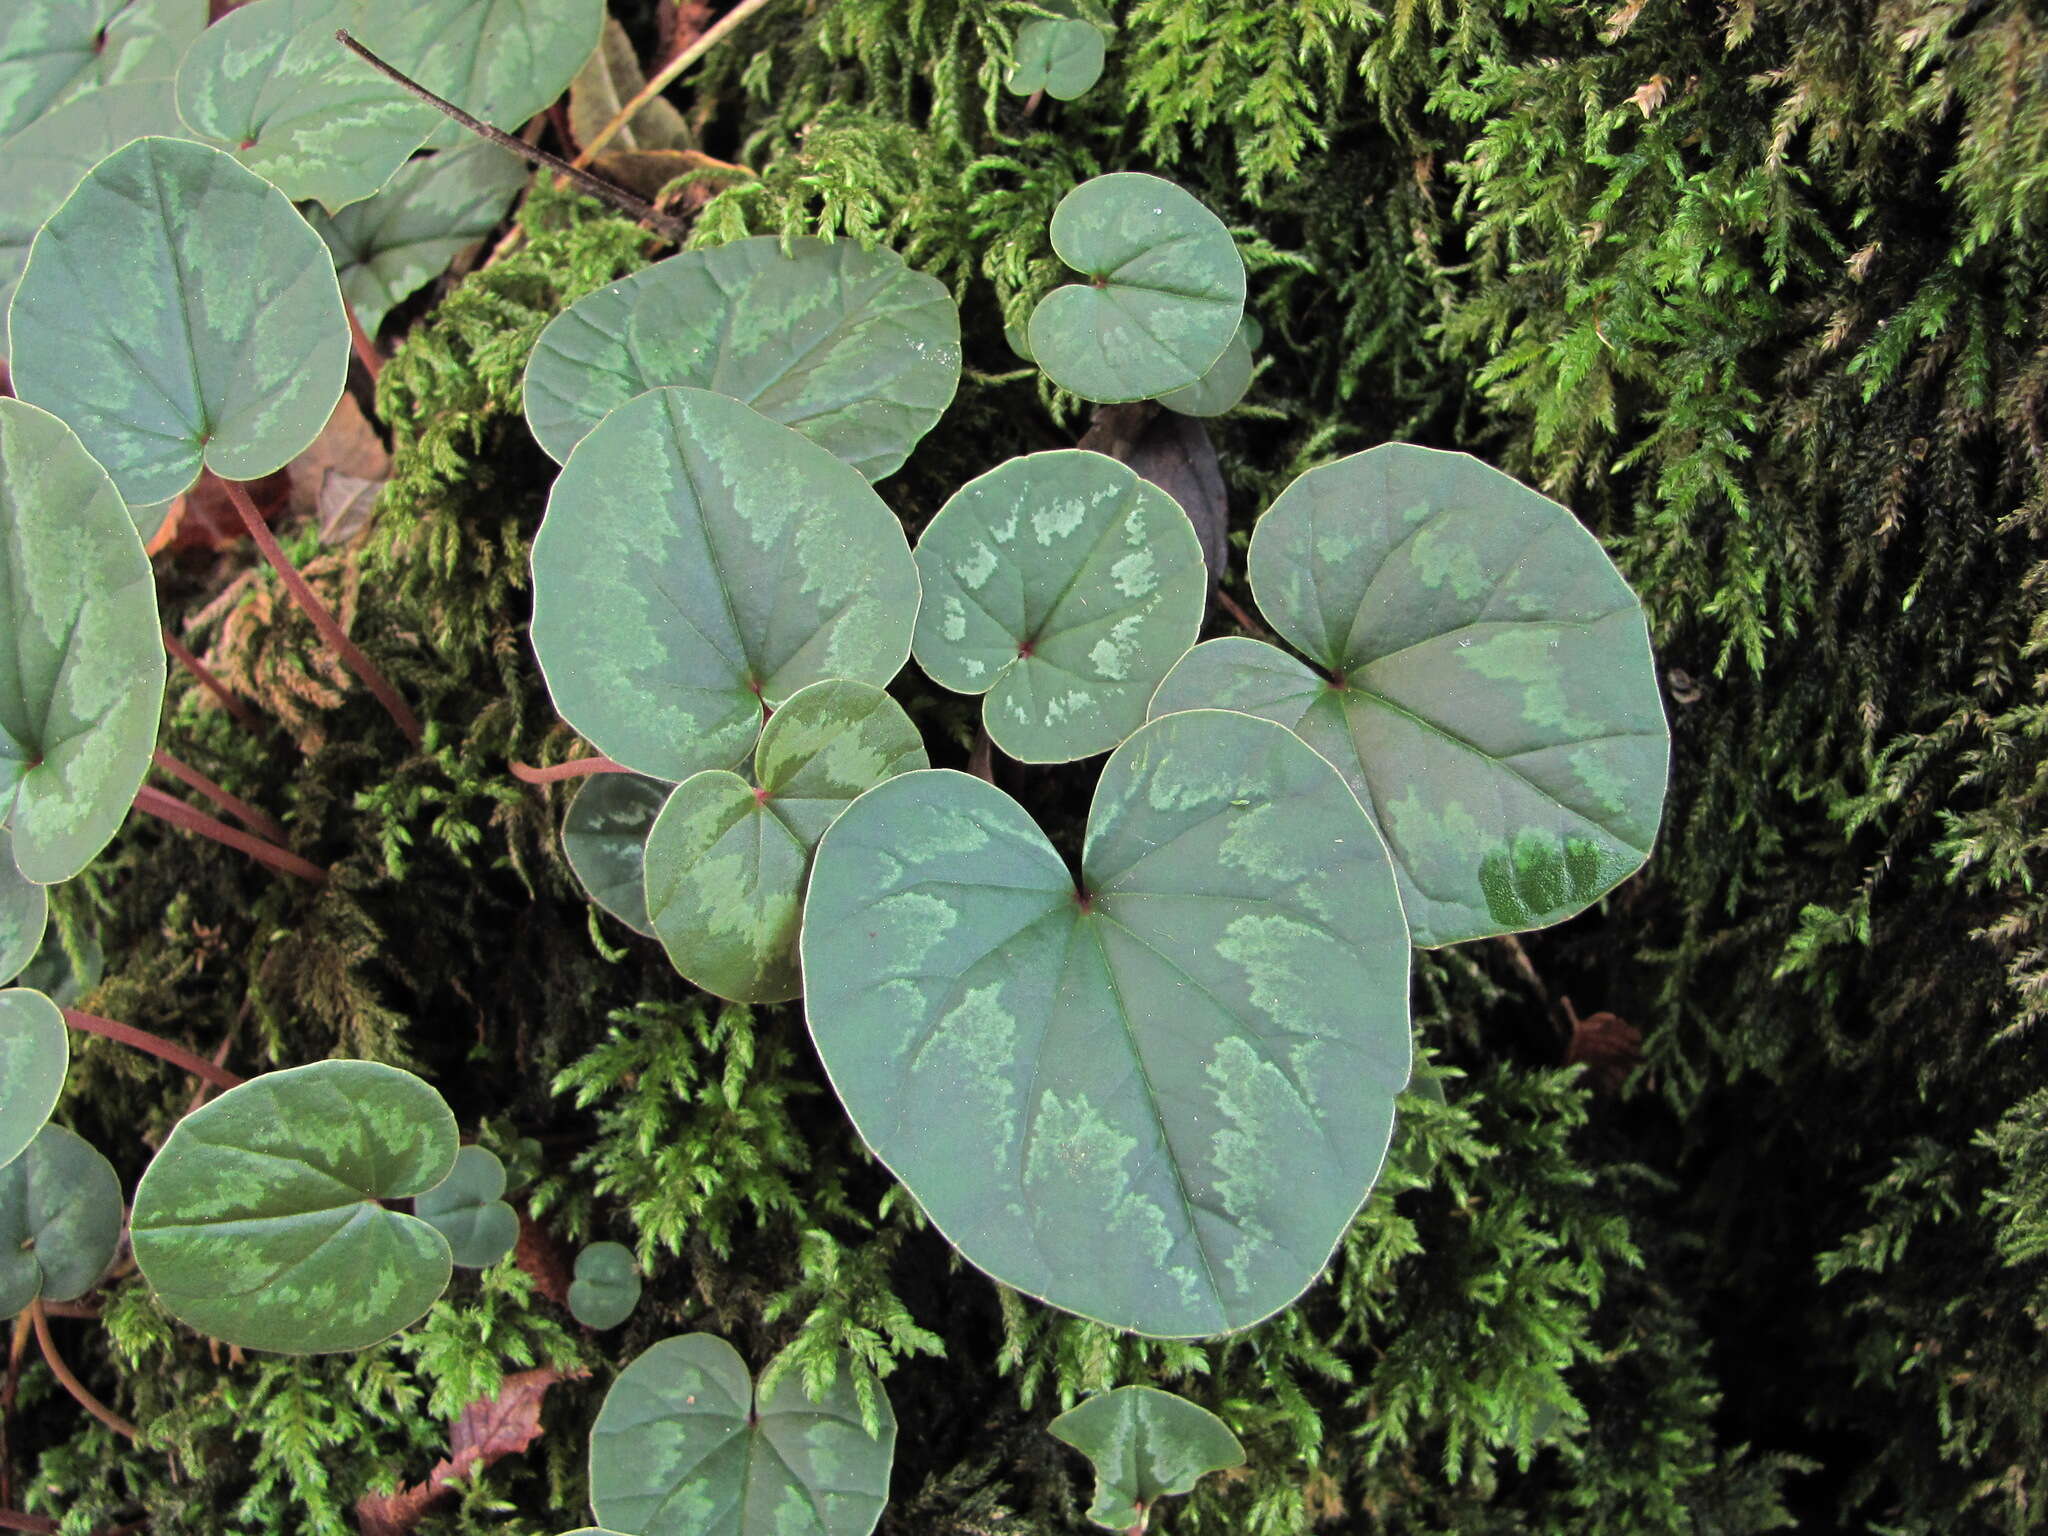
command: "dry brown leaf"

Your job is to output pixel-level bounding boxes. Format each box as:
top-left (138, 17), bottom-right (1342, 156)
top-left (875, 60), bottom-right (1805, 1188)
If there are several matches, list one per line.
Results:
top-left (287, 395), bottom-right (390, 546)
top-left (660, 0), bottom-right (714, 64)
top-left (1629, 73), bottom-right (1670, 117)
top-left (1079, 403), bottom-right (1230, 592)
top-left (593, 145), bottom-right (733, 204)
top-left (1564, 998), bottom-right (1643, 1094)
top-left (513, 1209), bottom-right (572, 1307)
top-left (570, 15), bottom-right (692, 155)
top-left (150, 469), bottom-right (291, 555)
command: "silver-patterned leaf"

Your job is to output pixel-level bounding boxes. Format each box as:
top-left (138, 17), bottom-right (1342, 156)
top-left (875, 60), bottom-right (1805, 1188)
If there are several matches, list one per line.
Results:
top-left (1049, 1385), bottom-right (1245, 1530)
top-left (562, 771), bottom-right (671, 938)
top-left (0, 0), bottom-right (201, 138)
top-left (353, 0), bottom-right (603, 152)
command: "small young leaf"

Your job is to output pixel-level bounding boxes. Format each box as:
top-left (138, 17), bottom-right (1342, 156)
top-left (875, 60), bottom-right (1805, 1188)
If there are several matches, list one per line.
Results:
top-left (529, 387), bottom-right (919, 784)
top-left (0, 989), bottom-right (65, 1170)
top-left (566, 1240), bottom-right (640, 1330)
top-left (130, 1060), bottom-right (459, 1353)
top-left (1026, 174), bottom-right (1245, 404)
top-left (563, 772), bottom-right (671, 938)
top-left (0, 0), bottom-right (201, 137)
top-left (523, 235), bottom-right (962, 480)
top-left (352, 0), bottom-right (604, 152)
top-left (305, 138), bottom-right (530, 337)
top-left (10, 136), bottom-right (348, 509)
top-left (1155, 315), bottom-right (1255, 418)
top-left (15, 918), bottom-right (100, 1007)
top-left (1049, 1385), bottom-right (1246, 1530)
top-left (1005, 18), bottom-right (1106, 100)
top-left (0, 1123), bottom-right (121, 1315)
top-left (803, 709), bottom-right (1412, 1337)
top-left (589, 1334), bottom-right (895, 1536)
top-left (911, 450), bottom-right (1205, 762)
top-left (0, 837), bottom-right (50, 984)
top-left (0, 398), bottom-right (165, 883)
top-left (414, 1144), bottom-right (518, 1269)
top-left (644, 680), bottom-right (926, 1002)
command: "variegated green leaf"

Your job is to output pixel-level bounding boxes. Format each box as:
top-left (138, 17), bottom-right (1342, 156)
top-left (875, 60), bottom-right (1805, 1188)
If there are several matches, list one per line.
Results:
top-left (589, 1334), bottom-right (895, 1536)
top-left (529, 387), bottom-right (919, 784)
top-left (803, 709), bottom-right (1412, 1337)
top-left (1151, 443), bottom-right (1670, 946)
top-left (0, 0), bottom-right (201, 138)
top-left (566, 1240), bottom-right (639, 1330)
top-left (522, 235), bottom-right (962, 480)
top-left (911, 450), bottom-right (1205, 762)
top-left (1026, 174), bottom-right (1244, 404)
top-left (306, 137), bottom-right (528, 335)
top-left (0, 989), bottom-right (65, 1170)
top-left (130, 1060), bottom-right (458, 1353)
top-left (1005, 18), bottom-right (1105, 100)
top-left (174, 0), bottom-right (438, 213)
top-left (10, 137), bottom-right (348, 509)
top-left (353, 0), bottom-right (603, 152)
top-left (563, 771), bottom-right (670, 938)
top-left (0, 399), bottom-right (165, 883)
top-left (1155, 314), bottom-right (1254, 418)
top-left (16, 917), bottom-right (99, 1007)
top-left (0, 835), bottom-right (49, 985)
top-left (0, 1123), bottom-right (120, 1314)
top-left (1049, 1386), bottom-right (1245, 1530)
top-left (644, 680), bottom-right (926, 1003)
top-left (414, 1144), bottom-right (517, 1268)
top-left (0, 76), bottom-right (183, 323)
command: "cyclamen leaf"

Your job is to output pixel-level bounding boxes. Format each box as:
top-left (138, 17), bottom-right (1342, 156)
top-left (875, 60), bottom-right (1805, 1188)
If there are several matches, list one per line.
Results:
top-left (912, 450), bottom-right (1205, 762)
top-left (306, 137), bottom-right (529, 336)
top-left (10, 137), bottom-right (348, 510)
top-left (0, 0), bottom-right (200, 138)
top-left (0, 1123), bottom-right (121, 1315)
top-left (566, 1240), bottom-right (639, 1330)
top-left (353, 0), bottom-right (604, 152)
top-left (1049, 1386), bottom-right (1246, 1530)
top-left (174, 0), bottom-right (438, 212)
top-left (644, 680), bottom-right (927, 1003)
top-left (0, 836), bottom-right (50, 984)
top-left (414, 1144), bottom-right (518, 1268)
top-left (1026, 174), bottom-right (1245, 404)
top-left (0, 989), bottom-right (66, 1171)
top-left (563, 772), bottom-right (671, 938)
top-left (1152, 443), bottom-right (1670, 946)
top-left (0, 399), bottom-right (165, 883)
top-left (16, 919), bottom-right (99, 1007)
top-left (529, 387), bottom-right (920, 784)
top-left (1155, 315), bottom-right (1255, 418)
top-left (130, 1060), bottom-right (459, 1353)
top-left (1005, 18), bottom-right (1106, 100)
top-left (803, 709), bottom-right (1412, 1337)
top-left (522, 235), bottom-right (962, 480)
top-left (588, 1334), bottom-right (895, 1536)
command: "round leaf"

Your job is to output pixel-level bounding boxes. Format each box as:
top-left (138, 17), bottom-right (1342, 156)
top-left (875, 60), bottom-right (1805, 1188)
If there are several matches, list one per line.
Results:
top-left (1155, 315), bottom-right (1254, 418)
top-left (0, 834), bottom-right (50, 983)
top-left (1005, 19), bottom-right (1105, 100)
top-left (16, 918), bottom-right (100, 1007)
top-left (10, 136), bottom-right (349, 509)
top-left (1155, 443), bottom-right (1671, 946)
top-left (353, 0), bottom-right (604, 152)
top-left (523, 235), bottom-right (962, 480)
top-left (174, 0), bottom-right (440, 212)
top-left (306, 138), bottom-right (529, 336)
top-left (563, 771), bottom-right (671, 938)
top-left (1049, 1386), bottom-right (1245, 1530)
top-left (911, 450), bottom-right (1205, 762)
top-left (566, 1240), bottom-right (639, 1331)
top-left (644, 680), bottom-right (926, 1003)
top-left (1026, 174), bottom-right (1244, 404)
top-left (803, 709), bottom-right (1412, 1337)
top-left (529, 387), bottom-right (919, 784)
top-left (130, 1059), bottom-right (459, 1353)
top-left (0, 76), bottom-right (184, 324)
top-left (414, 1144), bottom-right (517, 1269)
top-left (0, 1123), bottom-right (121, 1315)
top-left (0, 398), bottom-right (165, 883)
top-left (0, 0), bottom-right (200, 138)
top-left (0, 989), bottom-right (65, 1171)
top-left (589, 1334), bottom-right (896, 1536)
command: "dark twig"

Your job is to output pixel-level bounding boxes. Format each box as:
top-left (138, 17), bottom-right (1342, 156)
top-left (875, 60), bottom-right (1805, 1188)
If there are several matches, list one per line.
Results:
top-left (133, 784), bottom-right (330, 886)
top-left (62, 1008), bottom-right (246, 1092)
top-left (27, 1301), bottom-right (139, 1444)
top-left (508, 755), bottom-right (633, 785)
top-left (162, 629), bottom-right (265, 734)
top-left (334, 30), bottom-right (690, 243)
top-left (151, 750), bottom-right (289, 845)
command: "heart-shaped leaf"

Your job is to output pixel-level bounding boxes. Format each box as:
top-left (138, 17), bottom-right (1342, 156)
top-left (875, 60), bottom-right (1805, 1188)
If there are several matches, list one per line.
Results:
top-left (1005, 18), bottom-right (1105, 100)
top-left (0, 76), bottom-right (184, 322)
top-left (803, 708), bottom-right (1412, 1337)
top-left (0, 1123), bottom-right (121, 1315)
top-left (589, 1334), bottom-right (895, 1536)
top-left (306, 137), bottom-right (529, 336)
top-left (1150, 443), bottom-right (1670, 946)
top-left (1026, 174), bottom-right (1244, 404)
top-left (130, 1059), bottom-right (459, 1353)
top-left (16, 918), bottom-right (99, 1007)
top-left (911, 450), bottom-right (1205, 762)
top-left (563, 772), bottom-right (671, 938)
top-left (414, 1144), bottom-right (517, 1269)
top-left (522, 235), bottom-right (962, 480)
top-left (566, 1240), bottom-right (639, 1330)
top-left (10, 136), bottom-right (349, 510)
top-left (0, 989), bottom-right (65, 1170)
top-left (0, 838), bottom-right (50, 984)
top-left (0, 398), bottom-right (165, 883)
top-left (644, 680), bottom-right (926, 1002)
top-left (0, 0), bottom-right (200, 138)
top-left (1049, 1386), bottom-right (1245, 1530)
top-left (353, 0), bottom-right (604, 152)
top-left (1155, 315), bottom-right (1254, 418)
top-left (529, 387), bottom-right (920, 784)
top-left (174, 0), bottom-right (440, 212)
